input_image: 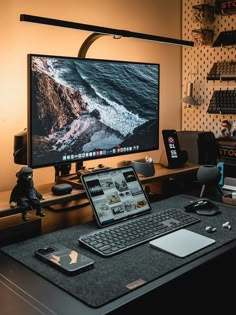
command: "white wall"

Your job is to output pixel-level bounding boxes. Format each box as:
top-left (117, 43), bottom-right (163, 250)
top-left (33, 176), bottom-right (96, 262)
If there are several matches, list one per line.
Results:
top-left (1, 0), bottom-right (182, 191)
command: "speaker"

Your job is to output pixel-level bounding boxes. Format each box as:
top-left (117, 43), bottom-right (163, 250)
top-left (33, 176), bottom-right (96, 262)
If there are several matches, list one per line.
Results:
top-left (177, 131), bottom-right (217, 165)
top-left (197, 165), bottom-right (223, 198)
top-left (51, 183), bottom-right (73, 195)
top-left (130, 157), bottom-right (155, 177)
top-left (13, 129), bottom-right (27, 165)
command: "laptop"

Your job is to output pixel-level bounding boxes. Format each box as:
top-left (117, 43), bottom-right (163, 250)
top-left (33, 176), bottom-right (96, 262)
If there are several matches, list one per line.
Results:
top-left (80, 165), bottom-right (152, 228)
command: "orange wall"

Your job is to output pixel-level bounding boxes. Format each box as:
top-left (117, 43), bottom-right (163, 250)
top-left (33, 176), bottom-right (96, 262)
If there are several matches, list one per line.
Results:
top-left (1, 0), bottom-right (183, 191)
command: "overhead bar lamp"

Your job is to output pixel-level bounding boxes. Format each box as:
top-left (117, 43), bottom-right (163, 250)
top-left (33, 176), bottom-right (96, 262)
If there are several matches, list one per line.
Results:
top-left (20, 14), bottom-right (194, 48)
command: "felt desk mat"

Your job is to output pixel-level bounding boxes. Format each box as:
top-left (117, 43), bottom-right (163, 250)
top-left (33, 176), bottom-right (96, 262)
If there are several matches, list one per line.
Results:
top-left (2, 194), bottom-right (236, 308)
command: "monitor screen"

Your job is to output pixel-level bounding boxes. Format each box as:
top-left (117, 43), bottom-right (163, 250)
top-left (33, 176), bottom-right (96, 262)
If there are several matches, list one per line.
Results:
top-left (27, 54), bottom-right (160, 169)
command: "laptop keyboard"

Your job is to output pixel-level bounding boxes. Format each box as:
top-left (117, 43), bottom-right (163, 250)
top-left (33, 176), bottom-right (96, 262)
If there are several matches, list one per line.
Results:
top-left (79, 207), bottom-right (200, 257)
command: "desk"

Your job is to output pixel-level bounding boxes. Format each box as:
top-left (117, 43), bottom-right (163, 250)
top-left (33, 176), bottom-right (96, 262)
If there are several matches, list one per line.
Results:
top-left (0, 194), bottom-right (235, 315)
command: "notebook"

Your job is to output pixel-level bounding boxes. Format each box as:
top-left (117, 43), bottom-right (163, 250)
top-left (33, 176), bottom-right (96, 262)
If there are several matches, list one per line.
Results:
top-left (80, 165), bottom-right (152, 227)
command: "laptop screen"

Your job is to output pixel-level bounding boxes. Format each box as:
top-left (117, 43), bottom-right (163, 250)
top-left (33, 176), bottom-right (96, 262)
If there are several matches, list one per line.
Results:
top-left (81, 166), bottom-right (152, 227)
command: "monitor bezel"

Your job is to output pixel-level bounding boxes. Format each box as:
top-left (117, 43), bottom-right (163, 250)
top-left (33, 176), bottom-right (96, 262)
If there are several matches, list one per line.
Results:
top-left (27, 53), bottom-right (160, 169)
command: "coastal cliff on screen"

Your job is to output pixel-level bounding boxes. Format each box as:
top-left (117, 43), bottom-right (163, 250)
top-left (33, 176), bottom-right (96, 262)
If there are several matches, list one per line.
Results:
top-left (30, 56), bottom-right (159, 166)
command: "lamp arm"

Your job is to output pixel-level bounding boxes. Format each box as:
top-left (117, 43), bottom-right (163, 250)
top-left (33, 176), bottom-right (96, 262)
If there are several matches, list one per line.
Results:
top-left (78, 33), bottom-right (110, 58)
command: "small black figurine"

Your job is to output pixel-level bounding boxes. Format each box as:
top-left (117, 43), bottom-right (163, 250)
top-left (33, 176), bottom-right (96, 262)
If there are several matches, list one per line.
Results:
top-left (10, 166), bottom-right (46, 221)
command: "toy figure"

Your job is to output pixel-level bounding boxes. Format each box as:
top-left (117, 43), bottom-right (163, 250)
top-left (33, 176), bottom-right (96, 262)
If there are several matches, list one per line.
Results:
top-left (232, 121), bottom-right (236, 137)
top-left (10, 166), bottom-right (46, 221)
top-left (221, 119), bottom-right (231, 137)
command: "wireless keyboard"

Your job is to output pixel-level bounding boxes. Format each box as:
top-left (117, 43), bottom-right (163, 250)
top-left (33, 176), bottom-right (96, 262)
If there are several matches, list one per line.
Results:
top-left (79, 207), bottom-right (200, 257)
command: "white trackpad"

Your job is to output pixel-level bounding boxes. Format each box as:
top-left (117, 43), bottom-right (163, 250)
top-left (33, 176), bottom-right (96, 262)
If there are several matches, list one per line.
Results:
top-left (149, 229), bottom-right (215, 258)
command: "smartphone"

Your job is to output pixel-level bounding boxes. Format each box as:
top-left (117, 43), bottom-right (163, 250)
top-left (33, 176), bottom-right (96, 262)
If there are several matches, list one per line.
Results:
top-left (162, 130), bottom-right (181, 168)
top-left (34, 244), bottom-right (94, 276)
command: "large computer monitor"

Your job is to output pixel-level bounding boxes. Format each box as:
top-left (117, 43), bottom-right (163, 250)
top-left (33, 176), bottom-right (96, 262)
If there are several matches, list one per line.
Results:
top-left (27, 54), bottom-right (160, 169)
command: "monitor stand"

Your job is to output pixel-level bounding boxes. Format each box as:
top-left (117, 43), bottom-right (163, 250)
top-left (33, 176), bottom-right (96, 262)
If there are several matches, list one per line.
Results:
top-left (54, 163), bottom-right (72, 181)
top-left (54, 162), bottom-right (83, 189)
top-left (54, 162), bottom-right (84, 179)
top-left (76, 161), bottom-right (84, 172)
top-left (55, 162), bottom-right (111, 189)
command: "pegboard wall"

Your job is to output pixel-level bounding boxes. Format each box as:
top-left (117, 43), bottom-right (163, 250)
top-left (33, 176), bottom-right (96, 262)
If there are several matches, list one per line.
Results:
top-left (182, 0), bottom-right (236, 137)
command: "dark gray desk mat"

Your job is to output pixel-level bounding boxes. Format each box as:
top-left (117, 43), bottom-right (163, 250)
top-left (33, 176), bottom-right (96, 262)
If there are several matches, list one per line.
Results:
top-left (1, 195), bottom-right (236, 308)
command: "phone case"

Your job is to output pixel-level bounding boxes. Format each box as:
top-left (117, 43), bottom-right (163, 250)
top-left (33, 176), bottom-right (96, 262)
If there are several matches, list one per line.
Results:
top-left (34, 244), bottom-right (94, 275)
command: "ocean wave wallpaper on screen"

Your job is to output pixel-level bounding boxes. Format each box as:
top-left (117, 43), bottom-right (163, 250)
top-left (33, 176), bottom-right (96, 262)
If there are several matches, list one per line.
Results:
top-left (28, 55), bottom-right (159, 168)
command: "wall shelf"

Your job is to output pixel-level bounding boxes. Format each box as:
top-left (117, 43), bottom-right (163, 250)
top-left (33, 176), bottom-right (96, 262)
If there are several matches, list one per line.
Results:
top-left (212, 30), bottom-right (236, 47)
top-left (207, 61), bottom-right (236, 81)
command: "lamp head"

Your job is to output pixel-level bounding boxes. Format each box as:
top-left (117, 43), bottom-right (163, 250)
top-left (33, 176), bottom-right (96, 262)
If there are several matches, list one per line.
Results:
top-left (182, 82), bottom-right (199, 106)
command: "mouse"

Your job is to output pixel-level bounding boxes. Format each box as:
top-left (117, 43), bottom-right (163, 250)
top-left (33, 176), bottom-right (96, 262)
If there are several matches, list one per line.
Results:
top-left (184, 199), bottom-right (220, 216)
